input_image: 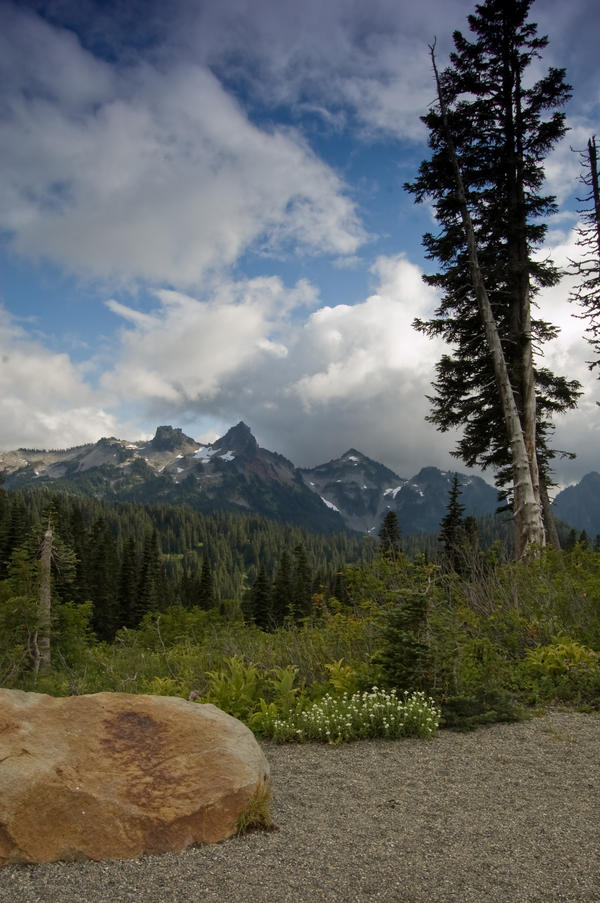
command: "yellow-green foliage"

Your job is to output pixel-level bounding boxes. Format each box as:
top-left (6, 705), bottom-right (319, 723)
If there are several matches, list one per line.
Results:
top-left (520, 637), bottom-right (600, 703)
top-left (325, 658), bottom-right (360, 694)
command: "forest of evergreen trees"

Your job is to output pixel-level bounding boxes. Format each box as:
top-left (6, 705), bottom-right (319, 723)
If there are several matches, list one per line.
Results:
top-left (0, 483), bottom-right (379, 640)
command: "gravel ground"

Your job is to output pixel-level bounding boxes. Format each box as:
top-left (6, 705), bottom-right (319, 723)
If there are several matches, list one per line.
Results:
top-left (2, 709), bottom-right (599, 903)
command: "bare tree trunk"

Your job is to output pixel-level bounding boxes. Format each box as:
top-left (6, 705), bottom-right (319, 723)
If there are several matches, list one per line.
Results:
top-left (539, 472), bottom-right (561, 550)
top-left (511, 55), bottom-right (543, 527)
top-left (36, 519), bottom-right (53, 677)
top-left (430, 45), bottom-right (545, 557)
top-left (589, 137), bottom-right (600, 260)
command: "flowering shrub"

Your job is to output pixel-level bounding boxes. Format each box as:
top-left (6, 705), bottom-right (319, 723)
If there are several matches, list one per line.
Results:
top-left (266, 687), bottom-right (441, 743)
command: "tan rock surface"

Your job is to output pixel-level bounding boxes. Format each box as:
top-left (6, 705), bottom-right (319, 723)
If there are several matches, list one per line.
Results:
top-left (0, 689), bottom-right (270, 865)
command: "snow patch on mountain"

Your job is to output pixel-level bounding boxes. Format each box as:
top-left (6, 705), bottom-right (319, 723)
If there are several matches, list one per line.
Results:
top-left (384, 486), bottom-right (404, 499)
top-left (194, 447), bottom-right (236, 463)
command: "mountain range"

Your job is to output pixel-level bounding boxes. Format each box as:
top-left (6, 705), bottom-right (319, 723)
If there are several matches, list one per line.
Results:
top-left (0, 423), bottom-right (597, 537)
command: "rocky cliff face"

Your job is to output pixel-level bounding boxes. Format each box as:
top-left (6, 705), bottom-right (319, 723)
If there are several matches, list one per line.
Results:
top-left (552, 472), bottom-right (600, 536)
top-left (300, 449), bottom-right (407, 533)
top-left (301, 454), bottom-right (499, 534)
top-left (0, 423), bottom-right (345, 533)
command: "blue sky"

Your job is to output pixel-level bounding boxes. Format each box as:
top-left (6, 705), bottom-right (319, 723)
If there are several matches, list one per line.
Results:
top-left (1, 0), bottom-right (599, 487)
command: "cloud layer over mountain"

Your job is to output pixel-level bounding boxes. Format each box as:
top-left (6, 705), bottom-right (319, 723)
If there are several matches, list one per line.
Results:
top-left (0, 0), bottom-right (598, 485)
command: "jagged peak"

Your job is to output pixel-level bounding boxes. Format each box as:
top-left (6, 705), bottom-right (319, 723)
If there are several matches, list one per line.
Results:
top-left (213, 421), bottom-right (258, 455)
top-left (150, 425), bottom-right (196, 451)
top-left (341, 448), bottom-right (365, 460)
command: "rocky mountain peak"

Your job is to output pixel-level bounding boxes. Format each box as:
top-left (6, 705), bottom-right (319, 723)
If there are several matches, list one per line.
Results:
top-left (150, 425), bottom-right (195, 452)
top-left (213, 422), bottom-right (258, 457)
top-left (341, 449), bottom-right (364, 461)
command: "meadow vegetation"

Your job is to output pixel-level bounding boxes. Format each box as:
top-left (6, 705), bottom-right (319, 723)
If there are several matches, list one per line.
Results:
top-left (1, 489), bottom-right (598, 741)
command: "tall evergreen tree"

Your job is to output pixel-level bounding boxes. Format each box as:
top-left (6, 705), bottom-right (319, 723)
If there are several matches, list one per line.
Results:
top-left (406, 0), bottom-right (580, 555)
top-left (118, 535), bottom-right (140, 629)
top-left (377, 590), bottom-right (431, 693)
top-left (30, 504), bottom-right (77, 675)
top-left (245, 563), bottom-right (272, 629)
top-left (439, 474), bottom-right (466, 568)
top-left (86, 517), bottom-right (119, 640)
top-left (0, 493), bottom-right (30, 580)
top-left (439, 476), bottom-right (481, 573)
top-left (271, 550), bottom-right (293, 625)
top-left (198, 556), bottom-right (215, 609)
top-left (135, 530), bottom-right (162, 622)
top-left (292, 543), bottom-right (313, 620)
top-left (378, 511), bottom-right (402, 560)
top-left (35, 509), bottom-right (54, 676)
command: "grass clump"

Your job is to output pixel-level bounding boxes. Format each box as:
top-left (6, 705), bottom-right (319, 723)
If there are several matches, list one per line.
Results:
top-left (235, 786), bottom-right (276, 835)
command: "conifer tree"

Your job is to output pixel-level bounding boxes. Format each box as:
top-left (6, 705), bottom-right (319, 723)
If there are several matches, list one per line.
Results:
top-left (293, 543), bottom-right (313, 620)
top-left (86, 517), bottom-right (119, 640)
top-left (377, 590), bottom-right (431, 693)
top-left (406, 0), bottom-right (580, 555)
top-left (135, 530), bottom-right (162, 622)
top-left (35, 510), bottom-right (53, 676)
top-left (0, 493), bottom-right (30, 580)
top-left (246, 563), bottom-right (272, 629)
top-left (331, 569), bottom-right (349, 606)
top-left (378, 510), bottom-right (402, 560)
top-left (31, 504), bottom-right (77, 675)
top-left (439, 474), bottom-right (467, 571)
top-left (118, 536), bottom-right (140, 628)
top-left (271, 550), bottom-right (293, 625)
top-left (198, 556), bottom-right (215, 609)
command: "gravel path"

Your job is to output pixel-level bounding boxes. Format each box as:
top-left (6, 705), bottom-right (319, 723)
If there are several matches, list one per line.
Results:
top-left (2, 710), bottom-right (599, 903)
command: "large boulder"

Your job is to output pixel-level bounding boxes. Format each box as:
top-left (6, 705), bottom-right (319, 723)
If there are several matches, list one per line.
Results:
top-left (0, 689), bottom-right (270, 865)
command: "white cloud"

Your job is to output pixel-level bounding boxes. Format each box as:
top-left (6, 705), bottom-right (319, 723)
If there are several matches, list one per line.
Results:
top-left (179, 0), bottom-right (471, 140)
top-left (1, 243), bottom-right (595, 484)
top-left (101, 277), bottom-right (301, 403)
top-left (534, 228), bottom-right (600, 486)
top-left (98, 255), bottom-right (457, 476)
top-left (292, 256), bottom-right (439, 407)
top-left (0, 307), bottom-right (118, 451)
top-left (0, 5), bottom-right (365, 287)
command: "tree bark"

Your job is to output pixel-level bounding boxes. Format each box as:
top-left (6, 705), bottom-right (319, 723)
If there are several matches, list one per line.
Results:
top-left (539, 471), bottom-right (561, 550)
top-left (36, 518), bottom-right (53, 677)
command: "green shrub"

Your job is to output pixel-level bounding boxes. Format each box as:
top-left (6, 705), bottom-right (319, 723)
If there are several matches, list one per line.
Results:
top-left (439, 689), bottom-right (524, 732)
top-left (519, 637), bottom-right (600, 705)
top-left (204, 656), bottom-right (264, 722)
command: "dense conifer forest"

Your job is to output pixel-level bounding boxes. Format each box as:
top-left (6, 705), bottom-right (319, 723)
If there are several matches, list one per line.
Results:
top-left (0, 484), bottom-right (378, 638)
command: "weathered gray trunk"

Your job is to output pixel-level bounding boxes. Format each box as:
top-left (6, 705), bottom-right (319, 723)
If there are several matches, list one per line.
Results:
top-left (539, 471), bottom-right (561, 550)
top-left (35, 521), bottom-right (53, 677)
top-left (430, 46), bottom-right (545, 556)
top-left (509, 49), bottom-right (543, 539)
